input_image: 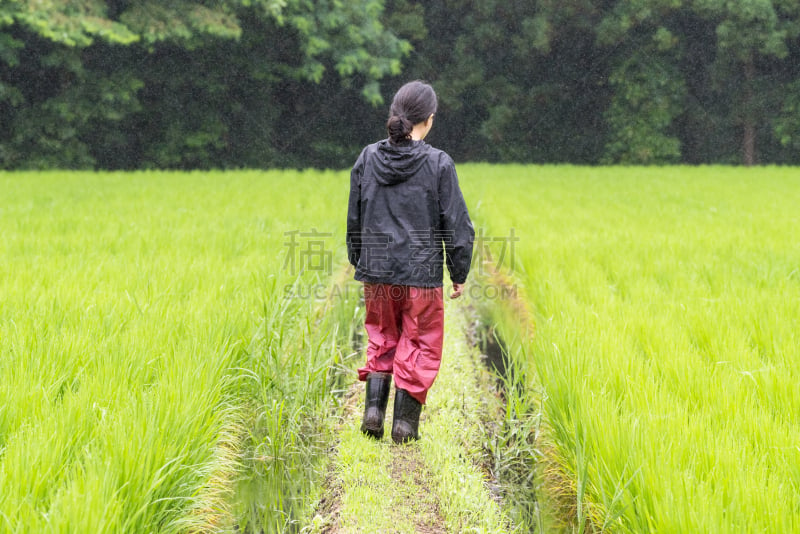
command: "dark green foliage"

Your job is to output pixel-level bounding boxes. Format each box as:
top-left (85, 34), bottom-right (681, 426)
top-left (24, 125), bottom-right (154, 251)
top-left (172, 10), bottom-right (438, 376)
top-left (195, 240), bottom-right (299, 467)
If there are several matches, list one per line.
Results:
top-left (4, 0), bottom-right (800, 168)
top-left (0, 0), bottom-right (407, 169)
top-left (603, 40), bottom-right (686, 164)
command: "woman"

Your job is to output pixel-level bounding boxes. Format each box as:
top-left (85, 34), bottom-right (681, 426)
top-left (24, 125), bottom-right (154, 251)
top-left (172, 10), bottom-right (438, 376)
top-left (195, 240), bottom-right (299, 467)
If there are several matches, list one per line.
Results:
top-left (346, 80), bottom-right (474, 443)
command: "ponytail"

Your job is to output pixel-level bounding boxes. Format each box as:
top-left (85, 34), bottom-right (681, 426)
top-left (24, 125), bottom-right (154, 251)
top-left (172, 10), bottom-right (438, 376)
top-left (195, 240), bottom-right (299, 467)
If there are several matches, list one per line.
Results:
top-left (386, 114), bottom-right (414, 144)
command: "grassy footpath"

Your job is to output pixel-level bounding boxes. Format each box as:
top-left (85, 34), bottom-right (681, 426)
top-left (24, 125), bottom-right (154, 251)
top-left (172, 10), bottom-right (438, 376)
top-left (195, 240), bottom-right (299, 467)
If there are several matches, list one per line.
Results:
top-left (307, 300), bottom-right (516, 533)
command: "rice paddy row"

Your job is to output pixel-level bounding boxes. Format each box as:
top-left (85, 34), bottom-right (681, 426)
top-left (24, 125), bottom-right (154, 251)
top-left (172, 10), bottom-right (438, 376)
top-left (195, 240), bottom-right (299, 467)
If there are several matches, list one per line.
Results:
top-left (461, 165), bottom-right (800, 532)
top-left (4, 166), bottom-right (798, 532)
top-left (0, 170), bottom-right (358, 532)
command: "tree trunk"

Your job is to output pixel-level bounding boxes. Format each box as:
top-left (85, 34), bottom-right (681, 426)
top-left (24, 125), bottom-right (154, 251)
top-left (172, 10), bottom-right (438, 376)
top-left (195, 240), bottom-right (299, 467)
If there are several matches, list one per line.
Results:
top-left (742, 59), bottom-right (756, 166)
top-left (743, 122), bottom-right (756, 166)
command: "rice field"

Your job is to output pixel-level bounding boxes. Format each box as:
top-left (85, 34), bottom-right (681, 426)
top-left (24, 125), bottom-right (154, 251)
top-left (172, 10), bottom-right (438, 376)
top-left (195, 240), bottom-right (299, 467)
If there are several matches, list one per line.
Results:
top-left (2, 166), bottom-right (799, 532)
top-left (0, 171), bottom-right (359, 532)
top-left (461, 165), bottom-right (800, 532)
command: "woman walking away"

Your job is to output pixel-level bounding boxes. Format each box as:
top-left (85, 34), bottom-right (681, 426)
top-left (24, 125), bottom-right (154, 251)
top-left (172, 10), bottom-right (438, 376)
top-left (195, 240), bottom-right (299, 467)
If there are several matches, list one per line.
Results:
top-left (346, 80), bottom-right (475, 444)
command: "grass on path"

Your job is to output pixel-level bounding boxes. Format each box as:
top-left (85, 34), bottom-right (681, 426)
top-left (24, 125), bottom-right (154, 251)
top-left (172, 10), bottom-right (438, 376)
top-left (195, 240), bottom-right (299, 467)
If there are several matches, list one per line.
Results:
top-left (305, 301), bottom-right (515, 534)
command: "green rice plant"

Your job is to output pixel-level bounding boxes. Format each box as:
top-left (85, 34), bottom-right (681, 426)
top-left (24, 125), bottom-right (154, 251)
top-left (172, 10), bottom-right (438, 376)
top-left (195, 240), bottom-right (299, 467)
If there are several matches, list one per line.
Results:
top-left (460, 165), bottom-right (800, 533)
top-left (0, 170), bottom-right (359, 532)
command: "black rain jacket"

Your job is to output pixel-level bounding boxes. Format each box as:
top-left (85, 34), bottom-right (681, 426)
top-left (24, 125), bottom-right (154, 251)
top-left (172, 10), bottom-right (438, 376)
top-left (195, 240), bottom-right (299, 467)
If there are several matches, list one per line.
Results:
top-left (347, 139), bottom-right (474, 287)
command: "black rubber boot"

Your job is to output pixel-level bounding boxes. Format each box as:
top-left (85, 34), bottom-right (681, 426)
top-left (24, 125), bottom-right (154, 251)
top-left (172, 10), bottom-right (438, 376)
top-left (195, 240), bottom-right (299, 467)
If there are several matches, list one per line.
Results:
top-left (391, 388), bottom-right (422, 444)
top-left (360, 372), bottom-right (392, 439)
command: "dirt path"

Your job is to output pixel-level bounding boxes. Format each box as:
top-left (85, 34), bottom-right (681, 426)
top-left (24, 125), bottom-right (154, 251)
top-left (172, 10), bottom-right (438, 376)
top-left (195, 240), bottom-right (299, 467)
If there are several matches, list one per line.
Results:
top-left (306, 302), bottom-right (513, 534)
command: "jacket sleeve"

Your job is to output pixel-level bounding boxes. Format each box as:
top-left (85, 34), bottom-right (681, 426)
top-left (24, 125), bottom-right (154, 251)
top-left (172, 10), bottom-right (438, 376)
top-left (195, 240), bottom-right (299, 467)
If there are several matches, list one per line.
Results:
top-left (438, 155), bottom-right (474, 284)
top-left (346, 149), bottom-right (365, 267)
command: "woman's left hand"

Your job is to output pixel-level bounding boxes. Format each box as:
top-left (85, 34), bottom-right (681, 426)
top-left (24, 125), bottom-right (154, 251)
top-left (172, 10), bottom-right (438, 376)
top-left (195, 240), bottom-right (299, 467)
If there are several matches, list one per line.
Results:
top-left (450, 283), bottom-right (464, 299)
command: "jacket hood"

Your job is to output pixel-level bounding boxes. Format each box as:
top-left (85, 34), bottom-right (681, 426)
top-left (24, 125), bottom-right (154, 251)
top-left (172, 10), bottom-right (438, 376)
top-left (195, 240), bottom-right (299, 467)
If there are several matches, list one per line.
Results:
top-left (373, 139), bottom-right (430, 185)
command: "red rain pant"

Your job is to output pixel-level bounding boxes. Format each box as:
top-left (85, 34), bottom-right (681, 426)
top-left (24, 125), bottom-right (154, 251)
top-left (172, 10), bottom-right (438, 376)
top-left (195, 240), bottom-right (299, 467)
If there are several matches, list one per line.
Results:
top-left (357, 283), bottom-right (444, 405)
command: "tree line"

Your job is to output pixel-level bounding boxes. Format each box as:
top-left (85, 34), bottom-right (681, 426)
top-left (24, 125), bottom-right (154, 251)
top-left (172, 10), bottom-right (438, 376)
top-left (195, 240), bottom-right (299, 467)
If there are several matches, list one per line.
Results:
top-left (2, 0), bottom-right (800, 169)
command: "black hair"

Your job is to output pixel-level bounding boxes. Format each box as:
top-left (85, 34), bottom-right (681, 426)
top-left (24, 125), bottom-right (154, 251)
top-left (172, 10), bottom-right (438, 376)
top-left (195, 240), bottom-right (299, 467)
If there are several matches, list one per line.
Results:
top-left (386, 81), bottom-right (438, 144)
